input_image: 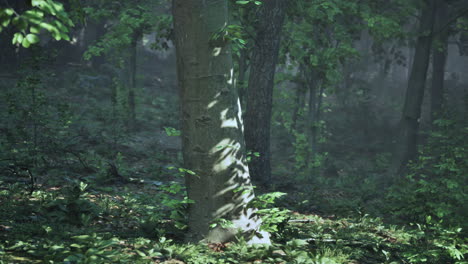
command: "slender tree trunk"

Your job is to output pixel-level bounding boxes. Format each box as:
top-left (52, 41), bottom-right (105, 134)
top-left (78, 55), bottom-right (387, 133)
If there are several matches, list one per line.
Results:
top-left (244, 0), bottom-right (287, 186)
top-left (338, 63), bottom-right (352, 106)
top-left (292, 77), bottom-right (307, 132)
top-left (172, 0), bottom-right (270, 244)
top-left (305, 69), bottom-right (318, 167)
top-left (315, 82), bottom-right (325, 150)
top-left (127, 32), bottom-right (139, 129)
top-left (430, 0), bottom-right (449, 124)
top-left (391, 0), bottom-right (436, 177)
top-left (306, 70), bottom-right (324, 180)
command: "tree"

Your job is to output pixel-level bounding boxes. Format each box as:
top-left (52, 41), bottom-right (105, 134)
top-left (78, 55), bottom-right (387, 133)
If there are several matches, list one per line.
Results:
top-left (244, 0), bottom-right (287, 186)
top-left (172, 0), bottom-right (270, 244)
top-left (83, 1), bottom-right (163, 130)
top-left (391, 0), bottom-right (436, 176)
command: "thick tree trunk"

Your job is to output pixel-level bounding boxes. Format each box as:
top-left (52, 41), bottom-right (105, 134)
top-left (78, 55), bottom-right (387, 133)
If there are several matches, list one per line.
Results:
top-left (430, 0), bottom-right (449, 124)
top-left (244, 0), bottom-right (287, 186)
top-left (391, 0), bottom-right (436, 176)
top-left (172, 0), bottom-right (270, 244)
top-left (237, 48), bottom-right (249, 105)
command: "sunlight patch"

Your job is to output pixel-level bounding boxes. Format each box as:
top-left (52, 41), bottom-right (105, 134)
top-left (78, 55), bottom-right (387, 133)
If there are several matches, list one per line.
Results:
top-left (220, 108), bottom-right (238, 128)
top-left (227, 67), bottom-right (234, 85)
top-left (212, 47), bottom-right (222, 56)
top-left (207, 100), bottom-right (218, 109)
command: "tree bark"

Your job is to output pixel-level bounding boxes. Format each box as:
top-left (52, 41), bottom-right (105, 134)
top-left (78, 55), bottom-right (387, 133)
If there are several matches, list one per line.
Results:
top-left (172, 0), bottom-right (270, 244)
top-left (391, 0), bottom-right (436, 177)
top-left (244, 0), bottom-right (287, 186)
top-left (430, 0), bottom-right (449, 124)
top-left (237, 48), bottom-right (249, 105)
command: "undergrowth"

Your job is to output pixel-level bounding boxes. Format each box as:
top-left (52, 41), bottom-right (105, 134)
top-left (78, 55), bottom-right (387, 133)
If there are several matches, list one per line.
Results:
top-left (1, 179), bottom-right (466, 264)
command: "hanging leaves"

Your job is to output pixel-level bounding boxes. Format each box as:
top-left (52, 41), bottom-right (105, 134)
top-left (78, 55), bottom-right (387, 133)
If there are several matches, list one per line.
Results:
top-left (0, 0), bottom-right (73, 47)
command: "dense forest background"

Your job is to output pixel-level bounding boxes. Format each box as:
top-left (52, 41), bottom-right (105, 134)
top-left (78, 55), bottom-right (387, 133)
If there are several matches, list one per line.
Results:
top-left (0, 0), bottom-right (467, 263)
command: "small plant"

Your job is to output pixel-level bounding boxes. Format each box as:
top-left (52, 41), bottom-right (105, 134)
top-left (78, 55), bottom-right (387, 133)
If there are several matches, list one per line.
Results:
top-left (41, 181), bottom-right (98, 226)
top-left (249, 192), bottom-right (291, 235)
top-left (164, 126), bottom-right (181, 136)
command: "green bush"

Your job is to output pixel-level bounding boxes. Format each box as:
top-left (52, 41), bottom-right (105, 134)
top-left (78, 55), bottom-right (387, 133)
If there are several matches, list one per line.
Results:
top-left (387, 118), bottom-right (468, 228)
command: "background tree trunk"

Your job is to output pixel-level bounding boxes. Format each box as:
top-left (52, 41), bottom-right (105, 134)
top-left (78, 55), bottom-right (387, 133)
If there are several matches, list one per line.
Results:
top-left (390, 0), bottom-right (436, 177)
top-left (127, 32), bottom-right (139, 129)
top-left (430, 0), bottom-right (449, 124)
top-left (305, 68), bottom-right (320, 174)
top-left (172, 0), bottom-right (270, 244)
top-left (244, 0), bottom-right (287, 186)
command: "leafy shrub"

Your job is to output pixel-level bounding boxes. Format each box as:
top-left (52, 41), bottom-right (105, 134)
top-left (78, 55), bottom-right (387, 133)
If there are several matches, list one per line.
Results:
top-left (249, 191), bottom-right (291, 236)
top-left (401, 218), bottom-right (468, 263)
top-left (387, 118), bottom-right (468, 228)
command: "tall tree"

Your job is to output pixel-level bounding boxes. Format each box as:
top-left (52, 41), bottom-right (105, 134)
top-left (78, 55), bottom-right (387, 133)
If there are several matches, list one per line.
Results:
top-left (172, 0), bottom-right (270, 244)
top-left (391, 0), bottom-right (436, 176)
top-left (244, 0), bottom-right (287, 186)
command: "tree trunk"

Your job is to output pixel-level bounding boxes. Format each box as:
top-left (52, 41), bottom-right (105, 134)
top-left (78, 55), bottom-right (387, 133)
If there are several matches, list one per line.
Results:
top-left (391, 0), bottom-right (436, 177)
top-left (127, 32), bottom-right (139, 129)
top-left (172, 0), bottom-right (270, 244)
top-left (292, 86), bottom-right (306, 131)
top-left (305, 68), bottom-right (318, 168)
top-left (292, 77), bottom-right (307, 132)
top-left (244, 0), bottom-right (287, 186)
top-left (430, 0), bottom-right (449, 124)
top-left (237, 48), bottom-right (249, 106)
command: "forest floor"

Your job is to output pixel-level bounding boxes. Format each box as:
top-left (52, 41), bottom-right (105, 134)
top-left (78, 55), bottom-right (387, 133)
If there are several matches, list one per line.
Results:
top-left (0, 179), bottom-right (461, 264)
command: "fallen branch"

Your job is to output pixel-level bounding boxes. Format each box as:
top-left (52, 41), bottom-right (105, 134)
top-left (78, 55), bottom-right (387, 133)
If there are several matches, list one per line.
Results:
top-left (288, 219), bottom-right (317, 223)
top-left (305, 237), bottom-right (366, 246)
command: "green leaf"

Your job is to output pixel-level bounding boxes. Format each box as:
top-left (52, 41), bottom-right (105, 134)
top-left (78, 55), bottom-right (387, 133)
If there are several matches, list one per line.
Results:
top-left (60, 32), bottom-right (70, 41)
top-left (1, 18), bottom-right (10, 27)
top-left (72, 235), bottom-right (92, 240)
top-left (12, 32), bottom-right (23, 44)
top-left (24, 9), bottom-right (44, 19)
top-left (135, 250), bottom-right (146, 257)
top-left (236, 1), bottom-right (250, 4)
top-left (22, 38), bottom-right (31, 48)
top-left (26, 34), bottom-right (39, 44)
top-left (70, 243), bottom-right (84, 248)
top-left (287, 239), bottom-right (309, 247)
top-left (3, 8), bottom-right (15, 16)
top-left (31, 0), bottom-right (45, 7)
top-left (30, 25), bottom-right (40, 33)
